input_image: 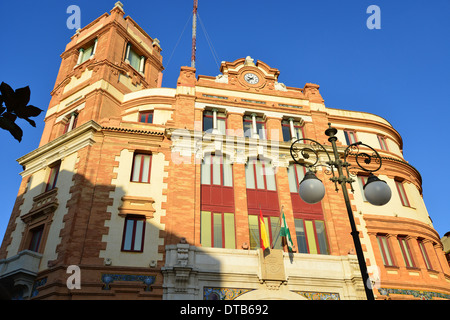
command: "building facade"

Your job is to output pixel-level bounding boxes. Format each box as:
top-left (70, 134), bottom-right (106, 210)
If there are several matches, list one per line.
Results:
top-left (1, 3), bottom-right (449, 300)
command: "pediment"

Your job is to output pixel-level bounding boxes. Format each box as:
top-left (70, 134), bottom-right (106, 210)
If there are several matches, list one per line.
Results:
top-left (217, 56), bottom-right (280, 91)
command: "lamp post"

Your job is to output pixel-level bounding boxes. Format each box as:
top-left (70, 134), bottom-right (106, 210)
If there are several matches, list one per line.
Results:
top-left (290, 123), bottom-right (392, 300)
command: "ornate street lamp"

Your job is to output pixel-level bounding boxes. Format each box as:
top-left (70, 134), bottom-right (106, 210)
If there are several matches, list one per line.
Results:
top-left (290, 123), bottom-right (392, 300)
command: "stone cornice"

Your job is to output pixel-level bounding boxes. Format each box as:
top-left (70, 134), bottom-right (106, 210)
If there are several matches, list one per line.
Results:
top-left (17, 120), bottom-right (102, 177)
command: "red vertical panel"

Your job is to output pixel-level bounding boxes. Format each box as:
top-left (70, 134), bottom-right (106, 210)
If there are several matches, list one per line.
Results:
top-left (201, 185), bottom-right (210, 205)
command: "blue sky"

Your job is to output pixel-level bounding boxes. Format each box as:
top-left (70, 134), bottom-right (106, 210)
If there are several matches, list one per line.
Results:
top-left (0, 0), bottom-right (448, 241)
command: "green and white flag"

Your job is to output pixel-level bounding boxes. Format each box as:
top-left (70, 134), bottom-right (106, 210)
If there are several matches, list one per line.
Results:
top-left (280, 208), bottom-right (294, 252)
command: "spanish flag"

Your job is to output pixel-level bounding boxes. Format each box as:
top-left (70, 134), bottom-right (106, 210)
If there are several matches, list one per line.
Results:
top-left (259, 208), bottom-right (270, 251)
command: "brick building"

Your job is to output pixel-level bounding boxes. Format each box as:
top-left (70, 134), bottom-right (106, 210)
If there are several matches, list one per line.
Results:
top-left (1, 3), bottom-right (449, 300)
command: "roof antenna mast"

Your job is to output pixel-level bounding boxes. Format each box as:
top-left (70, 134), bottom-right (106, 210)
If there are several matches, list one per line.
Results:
top-left (191, 0), bottom-right (198, 68)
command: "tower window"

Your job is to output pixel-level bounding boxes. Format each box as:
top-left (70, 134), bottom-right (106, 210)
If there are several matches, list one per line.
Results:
top-left (77, 38), bottom-right (98, 66)
top-left (125, 43), bottom-right (145, 73)
top-left (63, 112), bottom-right (79, 134)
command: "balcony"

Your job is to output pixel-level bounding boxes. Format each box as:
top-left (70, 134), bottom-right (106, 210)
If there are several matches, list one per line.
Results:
top-left (0, 250), bottom-right (43, 299)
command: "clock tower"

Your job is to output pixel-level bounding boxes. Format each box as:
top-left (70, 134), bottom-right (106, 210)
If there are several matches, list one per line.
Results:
top-left (39, 2), bottom-right (164, 147)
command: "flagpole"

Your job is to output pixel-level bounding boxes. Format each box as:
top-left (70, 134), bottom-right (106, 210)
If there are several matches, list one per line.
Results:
top-left (272, 206), bottom-right (283, 249)
top-left (191, 0), bottom-right (198, 68)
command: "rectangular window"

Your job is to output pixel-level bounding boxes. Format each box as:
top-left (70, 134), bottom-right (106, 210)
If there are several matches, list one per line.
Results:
top-left (398, 237), bottom-right (415, 268)
top-left (125, 43), bottom-right (145, 73)
top-left (378, 135), bottom-right (389, 151)
top-left (254, 161), bottom-right (265, 189)
top-left (139, 111), bottom-right (153, 124)
top-left (121, 216), bottom-right (146, 252)
top-left (287, 163), bottom-right (305, 193)
top-left (248, 215), bottom-right (260, 250)
top-left (28, 226), bottom-right (44, 252)
top-left (315, 220), bottom-right (329, 255)
top-left (80, 46), bottom-right (93, 64)
top-left (243, 115), bottom-right (265, 139)
top-left (203, 110), bottom-right (226, 134)
top-left (131, 153), bottom-right (152, 183)
top-left (294, 219), bottom-right (308, 253)
top-left (282, 123), bottom-right (291, 142)
top-left (294, 219), bottom-right (329, 254)
top-left (357, 175), bottom-right (368, 202)
top-left (304, 220), bottom-right (318, 254)
top-left (281, 120), bottom-right (304, 142)
top-left (344, 130), bottom-right (357, 145)
top-left (201, 154), bottom-right (233, 187)
top-left (255, 121), bottom-right (266, 140)
top-left (395, 181), bottom-right (410, 207)
top-left (377, 235), bottom-right (395, 266)
top-left (203, 111), bottom-right (214, 132)
top-left (418, 240), bottom-right (432, 270)
top-left (245, 159), bottom-right (276, 191)
top-left (243, 118), bottom-right (253, 138)
top-left (63, 112), bottom-right (79, 134)
top-left (201, 211), bottom-right (235, 249)
top-left (77, 39), bottom-right (97, 65)
top-left (45, 162), bottom-right (61, 192)
top-left (248, 215), bottom-right (282, 250)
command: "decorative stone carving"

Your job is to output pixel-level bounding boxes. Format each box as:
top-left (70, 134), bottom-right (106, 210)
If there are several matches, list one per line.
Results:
top-left (215, 74), bottom-right (228, 84)
top-left (274, 82), bottom-right (288, 91)
top-left (258, 249), bottom-right (286, 290)
top-left (118, 196), bottom-right (155, 220)
top-left (244, 56), bottom-right (256, 67)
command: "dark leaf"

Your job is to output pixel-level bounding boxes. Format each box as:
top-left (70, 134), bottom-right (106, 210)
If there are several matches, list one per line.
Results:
top-left (3, 112), bottom-right (17, 122)
top-left (15, 104), bottom-right (43, 119)
top-left (24, 117), bottom-right (36, 128)
top-left (0, 82), bottom-right (16, 112)
top-left (0, 116), bottom-right (23, 142)
top-left (14, 86), bottom-right (31, 107)
top-left (0, 106), bottom-right (5, 115)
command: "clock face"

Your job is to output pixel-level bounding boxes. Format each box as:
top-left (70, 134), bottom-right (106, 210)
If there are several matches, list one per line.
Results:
top-left (244, 73), bottom-right (259, 84)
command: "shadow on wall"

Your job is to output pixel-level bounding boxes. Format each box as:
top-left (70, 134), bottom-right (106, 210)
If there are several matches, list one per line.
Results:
top-left (0, 169), bottom-right (212, 300)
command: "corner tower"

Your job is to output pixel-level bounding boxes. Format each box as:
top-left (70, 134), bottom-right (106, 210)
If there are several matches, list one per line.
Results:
top-left (40, 2), bottom-right (164, 147)
top-left (0, 3), bottom-right (170, 300)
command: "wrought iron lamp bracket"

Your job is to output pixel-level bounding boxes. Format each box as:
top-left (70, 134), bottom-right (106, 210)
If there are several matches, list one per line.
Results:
top-left (289, 124), bottom-right (384, 194)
